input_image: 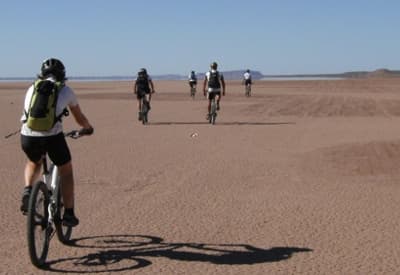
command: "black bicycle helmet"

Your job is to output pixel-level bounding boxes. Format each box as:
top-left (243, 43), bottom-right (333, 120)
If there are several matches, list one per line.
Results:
top-left (40, 58), bottom-right (66, 81)
top-left (210, 62), bottom-right (218, 70)
top-left (139, 68), bottom-right (147, 75)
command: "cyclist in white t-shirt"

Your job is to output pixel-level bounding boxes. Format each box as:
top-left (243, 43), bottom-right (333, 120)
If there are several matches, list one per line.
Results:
top-left (20, 58), bottom-right (94, 227)
top-left (243, 69), bottom-right (252, 86)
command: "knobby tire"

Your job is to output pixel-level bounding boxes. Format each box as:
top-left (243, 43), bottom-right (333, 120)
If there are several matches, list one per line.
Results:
top-left (245, 85), bottom-right (251, 97)
top-left (27, 181), bottom-right (50, 268)
top-left (210, 100), bottom-right (217, 125)
top-left (141, 102), bottom-right (148, 125)
top-left (191, 87), bottom-right (196, 99)
top-left (54, 174), bottom-right (73, 244)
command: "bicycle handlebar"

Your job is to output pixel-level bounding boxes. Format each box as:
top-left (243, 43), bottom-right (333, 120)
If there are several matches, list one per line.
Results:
top-left (65, 127), bottom-right (94, 139)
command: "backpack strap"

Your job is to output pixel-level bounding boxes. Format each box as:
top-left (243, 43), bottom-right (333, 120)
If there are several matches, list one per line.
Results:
top-left (53, 82), bottom-right (67, 123)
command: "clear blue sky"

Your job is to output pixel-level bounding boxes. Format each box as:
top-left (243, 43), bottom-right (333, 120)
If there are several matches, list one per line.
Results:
top-left (1, 0), bottom-right (399, 77)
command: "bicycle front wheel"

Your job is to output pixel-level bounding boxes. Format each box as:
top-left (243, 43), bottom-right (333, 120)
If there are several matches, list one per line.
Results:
top-left (27, 181), bottom-right (50, 267)
top-left (55, 178), bottom-right (73, 244)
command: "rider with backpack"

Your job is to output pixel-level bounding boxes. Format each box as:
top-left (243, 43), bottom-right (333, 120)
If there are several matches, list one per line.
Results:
top-left (134, 68), bottom-right (155, 121)
top-left (20, 58), bottom-right (94, 227)
top-left (203, 62), bottom-right (226, 120)
top-left (188, 70), bottom-right (197, 88)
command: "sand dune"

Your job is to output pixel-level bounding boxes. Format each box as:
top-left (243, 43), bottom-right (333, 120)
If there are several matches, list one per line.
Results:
top-left (1, 78), bottom-right (400, 274)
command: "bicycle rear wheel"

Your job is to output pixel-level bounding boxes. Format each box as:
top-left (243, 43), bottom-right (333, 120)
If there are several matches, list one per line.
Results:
top-left (27, 181), bottom-right (50, 267)
top-left (245, 85), bottom-right (251, 97)
top-left (142, 102), bottom-right (148, 124)
top-left (210, 100), bottom-right (217, 125)
top-left (55, 178), bottom-right (73, 244)
top-left (211, 113), bottom-right (217, 124)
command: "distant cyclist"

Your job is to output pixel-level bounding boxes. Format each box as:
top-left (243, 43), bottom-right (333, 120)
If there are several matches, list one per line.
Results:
top-left (243, 69), bottom-right (252, 86)
top-left (203, 62), bottom-right (226, 120)
top-left (20, 58), bottom-right (94, 227)
top-left (134, 68), bottom-right (155, 121)
top-left (188, 70), bottom-right (197, 96)
top-left (243, 69), bottom-right (252, 96)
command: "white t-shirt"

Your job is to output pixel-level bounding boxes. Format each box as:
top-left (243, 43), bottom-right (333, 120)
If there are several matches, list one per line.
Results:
top-left (21, 78), bottom-right (79, 137)
top-left (243, 72), bottom-right (251, 80)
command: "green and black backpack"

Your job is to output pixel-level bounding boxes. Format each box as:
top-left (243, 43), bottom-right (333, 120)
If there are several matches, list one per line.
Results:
top-left (24, 79), bottom-right (65, 131)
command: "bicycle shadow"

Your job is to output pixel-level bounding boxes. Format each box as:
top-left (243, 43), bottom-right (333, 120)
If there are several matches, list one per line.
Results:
top-left (44, 234), bottom-right (312, 273)
top-left (148, 121), bottom-right (295, 126)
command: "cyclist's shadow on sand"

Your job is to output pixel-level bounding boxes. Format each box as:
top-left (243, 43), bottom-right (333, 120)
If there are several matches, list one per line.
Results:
top-left (149, 121), bottom-right (295, 126)
top-left (46, 234), bottom-right (312, 273)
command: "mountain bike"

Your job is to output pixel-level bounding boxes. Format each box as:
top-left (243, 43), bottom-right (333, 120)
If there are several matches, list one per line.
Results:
top-left (26, 130), bottom-right (88, 268)
top-left (245, 83), bottom-right (251, 97)
top-left (208, 98), bottom-right (218, 125)
top-left (140, 97), bottom-right (150, 125)
top-left (189, 83), bottom-right (196, 99)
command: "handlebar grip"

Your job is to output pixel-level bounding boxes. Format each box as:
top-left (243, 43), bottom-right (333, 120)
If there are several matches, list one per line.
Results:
top-left (79, 127), bottom-right (94, 136)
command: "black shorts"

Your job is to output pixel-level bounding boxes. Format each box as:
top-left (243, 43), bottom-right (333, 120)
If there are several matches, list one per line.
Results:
top-left (189, 81), bottom-right (197, 88)
top-left (136, 90), bottom-right (150, 100)
top-left (21, 132), bottom-right (71, 166)
top-left (208, 91), bottom-right (221, 100)
top-left (244, 79), bottom-right (252, 86)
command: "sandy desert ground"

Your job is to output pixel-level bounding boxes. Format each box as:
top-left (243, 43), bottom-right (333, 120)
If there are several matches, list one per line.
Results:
top-left (1, 78), bottom-right (400, 274)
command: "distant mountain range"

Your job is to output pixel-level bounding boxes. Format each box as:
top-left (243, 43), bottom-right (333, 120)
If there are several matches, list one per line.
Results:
top-left (263, 69), bottom-right (400, 79)
top-left (1, 69), bottom-right (399, 81)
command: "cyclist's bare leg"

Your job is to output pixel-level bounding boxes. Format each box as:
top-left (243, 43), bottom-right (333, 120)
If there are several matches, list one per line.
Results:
top-left (216, 94), bottom-right (221, 109)
top-left (58, 162), bottom-right (74, 209)
top-left (146, 93), bottom-right (151, 107)
top-left (24, 160), bottom-right (42, 187)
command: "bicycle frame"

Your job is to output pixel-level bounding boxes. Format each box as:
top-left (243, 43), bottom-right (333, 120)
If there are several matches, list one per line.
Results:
top-left (42, 155), bottom-right (60, 225)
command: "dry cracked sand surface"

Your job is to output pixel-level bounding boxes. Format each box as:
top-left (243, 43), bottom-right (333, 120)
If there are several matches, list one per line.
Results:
top-left (1, 78), bottom-right (400, 274)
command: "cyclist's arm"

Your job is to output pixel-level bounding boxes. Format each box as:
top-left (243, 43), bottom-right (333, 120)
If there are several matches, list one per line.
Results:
top-left (203, 77), bottom-right (208, 95)
top-left (69, 104), bottom-right (93, 132)
top-left (149, 79), bottom-right (155, 93)
top-left (221, 77), bottom-right (226, 95)
top-left (133, 81), bottom-right (138, 94)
